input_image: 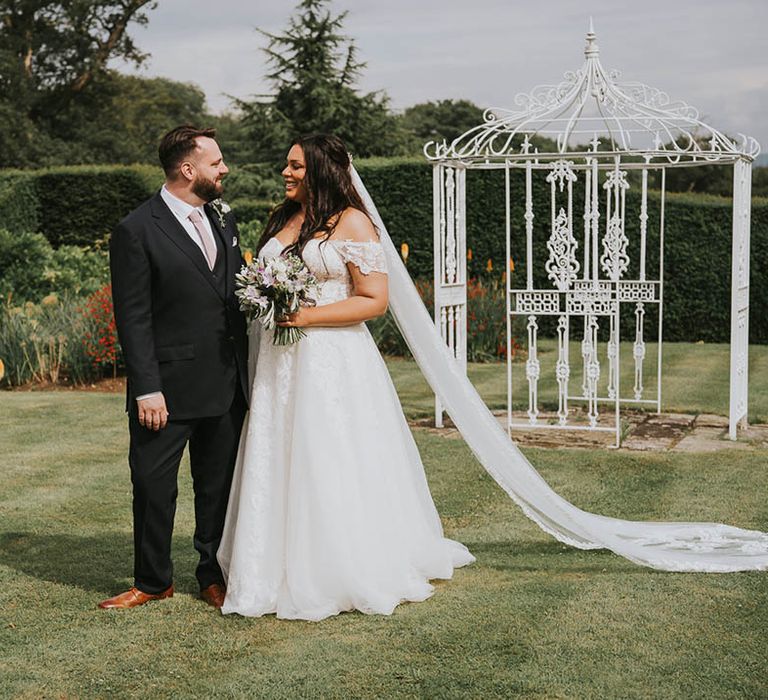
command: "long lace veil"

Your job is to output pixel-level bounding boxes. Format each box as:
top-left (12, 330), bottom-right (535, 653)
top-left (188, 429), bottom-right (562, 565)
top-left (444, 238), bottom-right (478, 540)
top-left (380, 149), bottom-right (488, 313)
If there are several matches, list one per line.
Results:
top-left (350, 164), bottom-right (768, 572)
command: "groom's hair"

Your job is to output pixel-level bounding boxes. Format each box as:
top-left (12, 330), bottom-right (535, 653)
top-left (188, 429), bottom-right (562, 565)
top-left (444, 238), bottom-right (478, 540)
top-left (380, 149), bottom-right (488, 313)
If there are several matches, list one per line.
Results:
top-left (159, 125), bottom-right (217, 177)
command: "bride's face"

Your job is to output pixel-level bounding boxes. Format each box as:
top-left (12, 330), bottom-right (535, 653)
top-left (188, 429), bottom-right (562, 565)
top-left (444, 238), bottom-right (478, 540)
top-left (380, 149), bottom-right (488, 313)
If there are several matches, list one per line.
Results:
top-left (282, 145), bottom-right (307, 204)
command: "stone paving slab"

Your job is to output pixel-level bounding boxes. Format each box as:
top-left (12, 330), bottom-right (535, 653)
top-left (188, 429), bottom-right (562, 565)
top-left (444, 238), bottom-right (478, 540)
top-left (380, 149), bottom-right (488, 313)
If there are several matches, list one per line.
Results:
top-left (645, 413), bottom-right (697, 427)
top-left (741, 424), bottom-right (768, 447)
top-left (673, 427), bottom-right (744, 453)
top-left (694, 414), bottom-right (730, 429)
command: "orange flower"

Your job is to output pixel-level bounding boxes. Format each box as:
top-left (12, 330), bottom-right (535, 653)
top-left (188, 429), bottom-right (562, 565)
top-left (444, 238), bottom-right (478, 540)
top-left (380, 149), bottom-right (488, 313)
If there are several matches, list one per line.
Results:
top-left (467, 248), bottom-right (473, 261)
top-left (400, 242), bottom-right (409, 263)
top-left (244, 250), bottom-right (254, 266)
top-left (486, 259), bottom-right (493, 273)
top-left (509, 258), bottom-right (515, 272)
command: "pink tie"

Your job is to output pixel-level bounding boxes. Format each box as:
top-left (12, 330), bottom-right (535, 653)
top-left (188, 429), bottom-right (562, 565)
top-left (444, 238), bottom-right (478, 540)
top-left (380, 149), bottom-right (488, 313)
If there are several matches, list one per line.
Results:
top-left (188, 209), bottom-right (217, 270)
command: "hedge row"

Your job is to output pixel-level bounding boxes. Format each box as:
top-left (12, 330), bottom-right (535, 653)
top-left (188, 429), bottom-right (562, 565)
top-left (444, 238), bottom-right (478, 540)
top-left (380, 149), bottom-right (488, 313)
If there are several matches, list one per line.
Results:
top-left (0, 165), bottom-right (162, 246)
top-left (1, 160), bottom-right (766, 343)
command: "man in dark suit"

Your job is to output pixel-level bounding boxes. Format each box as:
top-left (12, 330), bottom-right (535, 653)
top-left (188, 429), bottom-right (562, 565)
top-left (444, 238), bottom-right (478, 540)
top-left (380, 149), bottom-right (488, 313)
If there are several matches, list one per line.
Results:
top-left (100, 125), bottom-right (249, 610)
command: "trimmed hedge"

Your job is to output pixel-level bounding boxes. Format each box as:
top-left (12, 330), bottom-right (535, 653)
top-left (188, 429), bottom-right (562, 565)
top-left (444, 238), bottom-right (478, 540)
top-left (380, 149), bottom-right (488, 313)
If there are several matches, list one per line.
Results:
top-left (0, 165), bottom-right (163, 246)
top-left (0, 173), bottom-right (41, 234)
top-left (36, 165), bottom-right (163, 246)
top-left (1, 160), bottom-right (766, 343)
top-left (0, 165), bottom-right (279, 247)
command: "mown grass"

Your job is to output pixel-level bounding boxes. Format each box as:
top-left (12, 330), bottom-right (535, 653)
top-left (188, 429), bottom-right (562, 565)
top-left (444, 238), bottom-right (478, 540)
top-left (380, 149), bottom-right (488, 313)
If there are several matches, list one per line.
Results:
top-left (386, 340), bottom-right (768, 422)
top-left (1, 391), bottom-right (766, 699)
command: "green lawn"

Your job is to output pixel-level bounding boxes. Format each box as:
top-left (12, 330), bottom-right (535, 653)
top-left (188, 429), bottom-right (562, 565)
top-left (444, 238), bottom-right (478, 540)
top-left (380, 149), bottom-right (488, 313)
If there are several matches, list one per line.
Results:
top-left (387, 340), bottom-right (768, 422)
top-left (1, 391), bottom-right (766, 699)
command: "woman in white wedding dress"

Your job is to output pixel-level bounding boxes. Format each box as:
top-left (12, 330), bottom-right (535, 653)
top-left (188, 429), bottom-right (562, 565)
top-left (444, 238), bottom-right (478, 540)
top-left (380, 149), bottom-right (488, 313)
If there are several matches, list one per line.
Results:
top-left (217, 134), bottom-right (474, 620)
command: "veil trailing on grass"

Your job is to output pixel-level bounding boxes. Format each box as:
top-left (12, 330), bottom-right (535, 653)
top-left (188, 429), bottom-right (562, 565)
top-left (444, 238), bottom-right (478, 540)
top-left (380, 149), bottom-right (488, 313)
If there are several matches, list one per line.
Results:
top-left (350, 165), bottom-right (768, 573)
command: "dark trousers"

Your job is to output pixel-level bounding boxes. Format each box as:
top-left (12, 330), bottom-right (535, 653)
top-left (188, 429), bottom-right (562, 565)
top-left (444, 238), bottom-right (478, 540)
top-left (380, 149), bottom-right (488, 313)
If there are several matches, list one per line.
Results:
top-left (128, 388), bottom-right (246, 594)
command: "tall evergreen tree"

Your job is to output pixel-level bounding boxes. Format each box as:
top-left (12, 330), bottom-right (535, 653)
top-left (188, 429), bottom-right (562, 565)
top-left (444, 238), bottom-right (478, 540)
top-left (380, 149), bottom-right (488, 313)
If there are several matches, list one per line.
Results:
top-left (237, 0), bottom-right (410, 162)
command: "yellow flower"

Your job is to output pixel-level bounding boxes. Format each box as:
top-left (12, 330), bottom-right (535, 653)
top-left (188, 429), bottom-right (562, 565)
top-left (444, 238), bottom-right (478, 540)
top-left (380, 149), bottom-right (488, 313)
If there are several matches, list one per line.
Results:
top-left (400, 242), bottom-right (409, 263)
top-left (486, 259), bottom-right (493, 273)
top-left (244, 250), bottom-right (253, 265)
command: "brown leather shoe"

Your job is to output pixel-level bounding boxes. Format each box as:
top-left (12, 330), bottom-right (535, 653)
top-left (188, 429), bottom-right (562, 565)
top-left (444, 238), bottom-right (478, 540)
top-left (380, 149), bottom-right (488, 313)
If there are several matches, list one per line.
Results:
top-left (98, 585), bottom-right (174, 609)
top-left (200, 583), bottom-right (226, 609)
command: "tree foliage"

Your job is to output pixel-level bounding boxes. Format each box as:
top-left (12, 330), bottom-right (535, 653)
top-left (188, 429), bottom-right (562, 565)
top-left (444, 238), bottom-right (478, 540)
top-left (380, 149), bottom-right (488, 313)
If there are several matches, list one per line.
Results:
top-left (51, 73), bottom-right (209, 164)
top-left (0, 0), bottom-right (154, 103)
top-left (399, 99), bottom-right (484, 146)
top-left (0, 0), bottom-right (157, 166)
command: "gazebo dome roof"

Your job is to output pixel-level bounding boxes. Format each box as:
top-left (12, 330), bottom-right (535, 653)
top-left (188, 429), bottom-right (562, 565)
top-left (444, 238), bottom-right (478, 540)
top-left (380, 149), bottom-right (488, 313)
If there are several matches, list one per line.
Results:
top-left (425, 22), bottom-right (760, 165)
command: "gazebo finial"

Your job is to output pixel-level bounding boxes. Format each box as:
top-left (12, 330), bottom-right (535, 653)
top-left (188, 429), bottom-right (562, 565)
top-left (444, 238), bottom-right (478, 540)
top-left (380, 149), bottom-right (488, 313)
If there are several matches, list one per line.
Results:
top-left (585, 18), bottom-right (599, 58)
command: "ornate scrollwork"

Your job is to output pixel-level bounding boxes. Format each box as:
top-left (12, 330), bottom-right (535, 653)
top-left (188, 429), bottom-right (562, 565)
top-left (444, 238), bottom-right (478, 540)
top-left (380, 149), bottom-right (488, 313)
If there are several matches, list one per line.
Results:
top-left (546, 159), bottom-right (578, 192)
top-left (545, 209), bottom-right (580, 292)
top-left (600, 213), bottom-right (630, 281)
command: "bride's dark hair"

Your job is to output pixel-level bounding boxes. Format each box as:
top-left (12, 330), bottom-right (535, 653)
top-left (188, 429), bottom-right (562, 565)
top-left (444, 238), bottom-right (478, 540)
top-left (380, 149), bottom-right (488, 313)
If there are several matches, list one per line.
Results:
top-left (256, 133), bottom-right (375, 257)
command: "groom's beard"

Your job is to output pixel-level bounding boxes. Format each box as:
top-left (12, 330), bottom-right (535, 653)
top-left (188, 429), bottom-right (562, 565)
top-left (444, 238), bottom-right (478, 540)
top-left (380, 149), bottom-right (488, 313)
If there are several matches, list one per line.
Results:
top-left (192, 175), bottom-right (223, 203)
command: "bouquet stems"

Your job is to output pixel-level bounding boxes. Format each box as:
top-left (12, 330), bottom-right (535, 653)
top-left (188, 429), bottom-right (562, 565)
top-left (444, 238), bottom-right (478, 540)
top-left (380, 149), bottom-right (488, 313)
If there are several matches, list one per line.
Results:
top-left (273, 326), bottom-right (307, 346)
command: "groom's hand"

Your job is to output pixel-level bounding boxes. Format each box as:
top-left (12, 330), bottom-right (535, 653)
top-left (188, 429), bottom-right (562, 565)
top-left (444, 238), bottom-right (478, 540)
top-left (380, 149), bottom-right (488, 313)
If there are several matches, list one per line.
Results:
top-left (138, 393), bottom-right (169, 431)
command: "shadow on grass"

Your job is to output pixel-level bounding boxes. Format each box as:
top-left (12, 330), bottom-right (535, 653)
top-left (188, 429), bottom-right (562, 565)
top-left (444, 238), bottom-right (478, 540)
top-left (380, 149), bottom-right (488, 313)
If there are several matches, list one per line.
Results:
top-left (0, 531), bottom-right (648, 599)
top-left (0, 531), bottom-right (202, 595)
top-left (467, 540), bottom-right (646, 575)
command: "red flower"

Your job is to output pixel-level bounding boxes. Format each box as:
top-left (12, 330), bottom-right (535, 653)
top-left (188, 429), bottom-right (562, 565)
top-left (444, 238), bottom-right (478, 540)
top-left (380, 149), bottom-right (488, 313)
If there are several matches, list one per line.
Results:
top-left (82, 284), bottom-right (119, 372)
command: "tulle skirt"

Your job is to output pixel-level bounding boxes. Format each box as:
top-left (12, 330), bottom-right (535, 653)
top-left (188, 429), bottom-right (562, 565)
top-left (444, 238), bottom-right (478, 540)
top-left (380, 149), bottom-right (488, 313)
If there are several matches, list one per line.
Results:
top-left (217, 322), bottom-right (474, 620)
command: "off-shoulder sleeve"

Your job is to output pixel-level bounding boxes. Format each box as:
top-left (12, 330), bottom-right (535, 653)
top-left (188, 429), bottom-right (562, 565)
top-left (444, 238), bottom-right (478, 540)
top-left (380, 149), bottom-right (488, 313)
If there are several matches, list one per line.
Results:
top-left (334, 240), bottom-right (388, 275)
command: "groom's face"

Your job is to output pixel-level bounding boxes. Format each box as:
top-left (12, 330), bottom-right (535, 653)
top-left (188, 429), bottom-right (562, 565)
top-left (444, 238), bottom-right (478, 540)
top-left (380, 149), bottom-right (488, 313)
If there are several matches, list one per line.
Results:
top-left (188, 136), bottom-right (229, 202)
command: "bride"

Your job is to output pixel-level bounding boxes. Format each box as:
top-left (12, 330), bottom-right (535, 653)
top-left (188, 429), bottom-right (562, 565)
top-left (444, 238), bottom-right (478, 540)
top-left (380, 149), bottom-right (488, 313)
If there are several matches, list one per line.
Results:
top-left (217, 134), bottom-right (474, 620)
top-left (220, 133), bottom-right (768, 621)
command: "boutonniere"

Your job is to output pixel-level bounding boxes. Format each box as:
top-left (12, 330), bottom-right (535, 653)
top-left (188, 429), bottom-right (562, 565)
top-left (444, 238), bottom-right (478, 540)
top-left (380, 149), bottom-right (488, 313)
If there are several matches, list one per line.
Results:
top-left (210, 198), bottom-right (231, 229)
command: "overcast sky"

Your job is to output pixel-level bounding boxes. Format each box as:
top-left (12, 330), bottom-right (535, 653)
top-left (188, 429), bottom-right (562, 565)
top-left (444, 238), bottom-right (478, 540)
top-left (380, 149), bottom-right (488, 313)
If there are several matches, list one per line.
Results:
top-left (116, 0), bottom-right (768, 151)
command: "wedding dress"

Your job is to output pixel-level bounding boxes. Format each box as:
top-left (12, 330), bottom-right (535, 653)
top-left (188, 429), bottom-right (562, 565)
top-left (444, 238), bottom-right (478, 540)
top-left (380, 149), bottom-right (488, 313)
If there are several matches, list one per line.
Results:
top-left (218, 236), bottom-right (475, 620)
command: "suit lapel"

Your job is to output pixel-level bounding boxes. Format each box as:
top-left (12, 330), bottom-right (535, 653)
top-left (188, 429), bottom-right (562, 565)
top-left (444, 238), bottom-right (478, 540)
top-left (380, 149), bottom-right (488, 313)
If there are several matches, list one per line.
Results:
top-left (151, 193), bottom-right (225, 300)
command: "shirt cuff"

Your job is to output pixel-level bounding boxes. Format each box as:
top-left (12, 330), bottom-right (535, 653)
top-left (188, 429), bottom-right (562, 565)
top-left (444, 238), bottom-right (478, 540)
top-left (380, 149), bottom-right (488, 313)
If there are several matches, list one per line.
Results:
top-left (136, 392), bottom-right (162, 402)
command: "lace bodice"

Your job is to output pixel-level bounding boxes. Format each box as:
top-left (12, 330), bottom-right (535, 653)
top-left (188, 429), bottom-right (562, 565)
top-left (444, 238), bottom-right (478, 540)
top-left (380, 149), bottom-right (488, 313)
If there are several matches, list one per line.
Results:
top-left (260, 237), bottom-right (387, 305)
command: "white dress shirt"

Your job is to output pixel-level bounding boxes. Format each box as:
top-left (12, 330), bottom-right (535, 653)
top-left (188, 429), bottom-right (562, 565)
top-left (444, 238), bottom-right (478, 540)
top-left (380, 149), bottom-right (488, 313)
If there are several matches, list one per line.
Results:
top-left (160, 185), bottom-right (218, 259)
top-left (135, 187), bottom-right (218, 403)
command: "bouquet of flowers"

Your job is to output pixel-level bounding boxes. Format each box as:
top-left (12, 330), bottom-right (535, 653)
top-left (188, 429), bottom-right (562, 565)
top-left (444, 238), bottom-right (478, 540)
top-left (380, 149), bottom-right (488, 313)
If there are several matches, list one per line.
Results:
top-left (235, 253), bottom-right (318, 346)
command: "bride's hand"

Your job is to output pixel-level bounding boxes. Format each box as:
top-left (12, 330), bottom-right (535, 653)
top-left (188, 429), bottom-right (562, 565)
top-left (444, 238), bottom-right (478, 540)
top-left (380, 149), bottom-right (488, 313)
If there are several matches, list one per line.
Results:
top-left (278, 307), bottom-right (313, 328)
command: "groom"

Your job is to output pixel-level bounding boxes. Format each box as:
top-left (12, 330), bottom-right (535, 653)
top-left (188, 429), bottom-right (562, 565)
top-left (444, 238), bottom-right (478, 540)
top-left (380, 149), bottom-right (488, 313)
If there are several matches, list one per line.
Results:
top-left (101, 125), bottom-right (249, 610)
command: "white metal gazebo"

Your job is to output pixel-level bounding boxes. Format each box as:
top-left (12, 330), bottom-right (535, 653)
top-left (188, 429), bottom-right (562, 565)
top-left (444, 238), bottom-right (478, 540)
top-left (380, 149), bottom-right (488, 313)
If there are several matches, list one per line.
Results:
top-left (425, 23), bottom-right (760, 445)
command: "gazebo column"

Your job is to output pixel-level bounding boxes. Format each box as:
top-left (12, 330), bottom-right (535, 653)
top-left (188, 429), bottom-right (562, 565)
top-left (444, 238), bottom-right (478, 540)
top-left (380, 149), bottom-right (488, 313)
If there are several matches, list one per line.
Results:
top-left (433, 163), bottom-right (467, 427)
top-left (729, 157), bottom-right (752, 439)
